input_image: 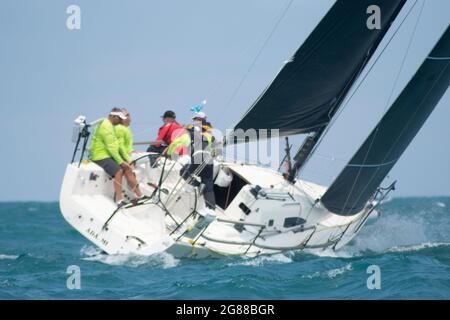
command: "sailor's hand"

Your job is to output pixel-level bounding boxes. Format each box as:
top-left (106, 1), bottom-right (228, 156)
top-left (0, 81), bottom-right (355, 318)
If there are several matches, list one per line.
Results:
top-left (120, 162), bottom-right (132, 171)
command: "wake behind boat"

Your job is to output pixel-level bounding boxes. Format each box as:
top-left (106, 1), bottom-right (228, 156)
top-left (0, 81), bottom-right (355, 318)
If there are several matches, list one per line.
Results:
top-left (60, 0), bottom-right (450, 259)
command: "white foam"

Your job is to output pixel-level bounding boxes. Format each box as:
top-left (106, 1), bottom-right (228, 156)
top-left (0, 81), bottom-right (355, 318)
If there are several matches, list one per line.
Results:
top-left (381, 196), bottom-right (393, 204)
top-left (80, 245), bottom-right (101, 257)
top-left (435, 202), bottom-right (446, 208)
top-left (337, 212), bottom-right (432, 256)
top-left (326, 263), bottom-right (353, 278)
top-left (306, 248), bottom-right (354, 259)
top-left (80, 245), bottom-right (179, 269)
top-left (304, 263), bottom-right (353, 279)
top-left (227, 253), bottom-right (293, 267)
top-left (303, 206), bottom-right (450, 259)
top-left (386, 242), bottom-right (450, 253)
top-left (0, 254), bottom-right (19, 260)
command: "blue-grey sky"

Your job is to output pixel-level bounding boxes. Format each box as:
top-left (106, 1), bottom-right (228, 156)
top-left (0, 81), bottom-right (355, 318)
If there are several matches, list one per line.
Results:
top-left (0, 0), bottom-right (448, 201)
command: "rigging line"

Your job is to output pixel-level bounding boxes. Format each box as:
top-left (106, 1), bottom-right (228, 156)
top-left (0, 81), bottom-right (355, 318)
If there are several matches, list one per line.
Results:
top-left (132, 122), bottom-right (161, 126)
top-left (222, 0), bottom-right (294, 111)
top-left (305, 0), bottom-right (420, 169)
top-left (203, 22), bottom-right (278, 103)
top-left (313, 153), bottom-right (347, 163)
top-left (301, 168), bottom-right (336, 180)
top-left (199, 10), bottom-right (284, 104)
top-left (382, 0), bottom-right (426, 113)
top-left (338, 0), bottom-right (426, 213)
top-left (131, 124), bottom-right (161, 138)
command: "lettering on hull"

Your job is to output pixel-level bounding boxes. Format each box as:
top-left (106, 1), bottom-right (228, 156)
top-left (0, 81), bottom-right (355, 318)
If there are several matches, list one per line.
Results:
top-left (86, 228), bottom-right (109, 247)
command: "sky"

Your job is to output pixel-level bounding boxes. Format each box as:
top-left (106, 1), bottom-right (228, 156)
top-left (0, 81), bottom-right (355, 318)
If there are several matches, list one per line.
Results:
top-left (0, 0), bottom-right (448, 201)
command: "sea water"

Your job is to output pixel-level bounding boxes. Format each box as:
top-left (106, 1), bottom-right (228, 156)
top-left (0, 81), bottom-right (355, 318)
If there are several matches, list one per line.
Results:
top-left (0, 198), bottom-right (449, 299)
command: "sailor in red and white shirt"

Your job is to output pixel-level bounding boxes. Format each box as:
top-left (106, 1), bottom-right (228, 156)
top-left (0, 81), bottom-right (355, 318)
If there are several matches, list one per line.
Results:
top-left (147, 110), bottom-right (184, 155)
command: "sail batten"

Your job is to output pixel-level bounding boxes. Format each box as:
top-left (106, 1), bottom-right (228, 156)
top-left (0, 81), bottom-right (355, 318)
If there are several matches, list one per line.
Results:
top-left (229, 0), bottom-right (407, 142)
top-left (321, 26), bottom-right (450, 216)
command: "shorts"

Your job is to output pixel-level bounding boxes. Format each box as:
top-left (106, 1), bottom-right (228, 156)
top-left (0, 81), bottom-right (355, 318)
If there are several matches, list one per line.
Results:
top-left (94, 158), bottom-right (121, 178)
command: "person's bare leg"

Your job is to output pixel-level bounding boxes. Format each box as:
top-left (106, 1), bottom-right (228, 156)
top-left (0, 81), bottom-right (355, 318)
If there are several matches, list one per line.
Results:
top-left (124, 167), bottom-right (142, 197)
top-left (113, 170), bottom-right (124, 202)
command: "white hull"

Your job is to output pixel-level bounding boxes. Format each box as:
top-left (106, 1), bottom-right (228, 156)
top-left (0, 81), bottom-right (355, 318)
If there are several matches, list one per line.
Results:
top-left (60, 155), bottom-right (376, 259)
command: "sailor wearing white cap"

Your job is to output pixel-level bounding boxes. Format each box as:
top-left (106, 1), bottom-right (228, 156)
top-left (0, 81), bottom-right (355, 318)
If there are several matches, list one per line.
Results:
top-left (90, 108), bottom-right (147, 207)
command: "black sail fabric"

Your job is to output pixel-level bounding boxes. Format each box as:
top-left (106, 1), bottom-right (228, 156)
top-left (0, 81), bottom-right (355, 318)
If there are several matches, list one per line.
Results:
top-left (230, 0), bottom-right (407, 142)
top-left (321, 27), bottom-right (450, 216)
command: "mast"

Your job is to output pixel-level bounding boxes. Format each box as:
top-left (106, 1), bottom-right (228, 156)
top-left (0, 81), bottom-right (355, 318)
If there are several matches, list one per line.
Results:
top-left (226, 0), bottom-right (408, 180)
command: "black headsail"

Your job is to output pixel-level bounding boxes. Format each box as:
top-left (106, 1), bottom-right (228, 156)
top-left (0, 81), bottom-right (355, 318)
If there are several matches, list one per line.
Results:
top-left (229, 0), bottom-right (407, 146)
top-left (321, 26), bottom-right (450, 216)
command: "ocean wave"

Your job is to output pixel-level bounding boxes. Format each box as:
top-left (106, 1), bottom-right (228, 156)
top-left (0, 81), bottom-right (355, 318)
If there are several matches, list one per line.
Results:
top-left (0, 254), bottom-right (19, 260)
top-left (305, 248), bottom-right (355, 259)
top-left (304, 263), bottom-right (353, 279)
top-left (227, 253), bottom-right (293, 267)
top-left (307, 241), bottom-right (450, 259)
top-left (381, 196), bottom-right (393, 204)
top-left (386, 242), bottom-right (450, 253)
top-left (80, 245), bottom-right (179, 269)
top-left (334, 207), bottom-right (449, 256)
top-left (435, 201), bottom-right (446, 208)
top-left (326, 263), bottom-right (353, 278)
top-left (304, 207), bottom-right (450, 259)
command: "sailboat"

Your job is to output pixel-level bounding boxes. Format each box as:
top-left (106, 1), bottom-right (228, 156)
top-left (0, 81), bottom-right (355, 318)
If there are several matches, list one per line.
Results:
top-left (60, 0), bottom-right (450, 258)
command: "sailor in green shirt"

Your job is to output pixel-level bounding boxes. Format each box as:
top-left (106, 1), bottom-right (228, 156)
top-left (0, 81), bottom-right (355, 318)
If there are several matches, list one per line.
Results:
top-left (90, 108), bottom-right (145, 207)
top-left (115, 108), bottom-right (134, 162)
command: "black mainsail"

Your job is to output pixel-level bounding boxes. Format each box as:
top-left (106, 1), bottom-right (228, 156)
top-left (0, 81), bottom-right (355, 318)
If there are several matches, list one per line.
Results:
top-left (229, 0), bottom-right (407, 143)
top-left (321, 26), bottom-right (450, 216)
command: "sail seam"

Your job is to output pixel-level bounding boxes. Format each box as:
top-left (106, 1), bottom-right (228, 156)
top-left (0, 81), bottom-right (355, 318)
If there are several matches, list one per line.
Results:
top-left (347, 160), bottom-right (397, 168)
top-left (427, 56), bottom-right (450, 60)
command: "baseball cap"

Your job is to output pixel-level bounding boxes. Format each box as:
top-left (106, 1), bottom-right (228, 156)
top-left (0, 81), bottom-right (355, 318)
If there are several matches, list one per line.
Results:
top-left (162, 110), bottom-right (176, 118)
